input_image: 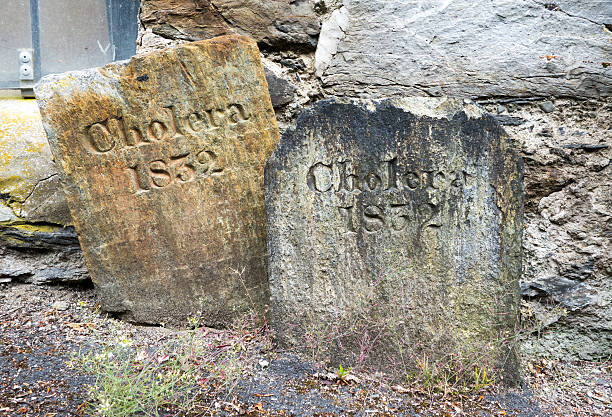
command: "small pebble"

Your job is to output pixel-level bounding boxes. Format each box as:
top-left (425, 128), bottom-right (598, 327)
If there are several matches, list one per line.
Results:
top-left (52, 300), bottom-right (69, 311)
top-left (497, 105), bottom-right (506, 114)
top-left (259, 359), bottom-right (270, 368)
top-left (539, 101), bottom-right (555, 113)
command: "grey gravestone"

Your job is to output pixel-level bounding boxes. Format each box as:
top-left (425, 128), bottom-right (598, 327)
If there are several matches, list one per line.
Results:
top-left (266, 98), bottom-right (523, 384)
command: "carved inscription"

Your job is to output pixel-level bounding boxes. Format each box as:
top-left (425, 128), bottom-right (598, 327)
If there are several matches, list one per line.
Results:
top-left (337, 201), bottom-right (442, 232)
top-left (126, 149), bottom-right (223, 192)
top-left (83, 104), bottom-right (250, 154)
top-left (308, 158), bottom-right (473, 232)
top-left (82, 104), bottom-right (251, 193)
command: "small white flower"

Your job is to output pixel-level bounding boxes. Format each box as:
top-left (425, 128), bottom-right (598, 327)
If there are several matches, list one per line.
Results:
top-left (117, 338), bottom-right (132, 348)
top-left (98, 396), bottom-right (112, 413)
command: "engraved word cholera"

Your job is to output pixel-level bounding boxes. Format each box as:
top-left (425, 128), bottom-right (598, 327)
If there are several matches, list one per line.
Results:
top-left (81, 103), bottom-right (251, 193)
top-left (307, 157), bottom-right (474, 233)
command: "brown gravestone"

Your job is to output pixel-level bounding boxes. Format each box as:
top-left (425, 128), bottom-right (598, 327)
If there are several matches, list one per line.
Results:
top-left (266, 98), bottom-right (523, 384)
top-left (35, 35), bottom-right (279, 326)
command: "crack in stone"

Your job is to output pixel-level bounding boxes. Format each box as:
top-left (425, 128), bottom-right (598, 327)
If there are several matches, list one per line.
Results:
top-left (209, 1), bottom-right (236, 31)
top-left (18, 174), bottom-right (59, 206)
top-left (533, 1), bottom-right (604, 26)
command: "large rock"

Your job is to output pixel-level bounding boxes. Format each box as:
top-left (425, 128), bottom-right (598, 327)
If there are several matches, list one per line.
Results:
top-left (35, 35), bottom-right (279, 326)
top-left (0, 99), bottom-right (70, 225)
top-left (498, 99), bottom-right (612, 361)
top-left (0, 98), bottom-right (88, 284)
top-left (266, 98), bottom-right (523, 384)
top-left (140, 0), bottom-right (321, 49)
top-left (316, 0), bottom-right (611, 98)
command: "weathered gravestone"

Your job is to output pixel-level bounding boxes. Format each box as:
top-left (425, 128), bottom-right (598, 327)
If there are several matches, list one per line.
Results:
top-left (266, 98), bottom-right (523, 384)
top-left (35, 35), bottom-right (279, 326)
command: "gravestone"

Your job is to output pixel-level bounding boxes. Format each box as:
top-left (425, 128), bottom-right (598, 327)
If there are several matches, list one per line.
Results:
top-left (35, 35), bottom-right (279, 326)
top-left (266, 98), bottom-right (523, 384)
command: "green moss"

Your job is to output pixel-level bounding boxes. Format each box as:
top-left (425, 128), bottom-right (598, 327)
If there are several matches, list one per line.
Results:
top-left (0, 175), bottom-right (33, 203)
top-left (0, 221), bottom-right (63, 234)
top-left (0, 220), bottom-right (68, 246)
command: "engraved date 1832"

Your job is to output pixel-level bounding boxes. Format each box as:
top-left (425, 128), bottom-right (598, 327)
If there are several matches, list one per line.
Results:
top-left (126, 148), bottom-right (223, 193)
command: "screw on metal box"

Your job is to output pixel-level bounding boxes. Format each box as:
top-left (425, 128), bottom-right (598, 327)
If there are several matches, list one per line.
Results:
top-left (18, 49), bottom-right (34, 81)
top-left (19, 51), bottom-right (32, 63)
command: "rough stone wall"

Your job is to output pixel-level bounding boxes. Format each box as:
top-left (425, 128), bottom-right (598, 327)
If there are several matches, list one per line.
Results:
top-left (0, 98), bottom-right (89, 284)
top-left (137, 0), bottom-right (611, 360)
top-left (1, 0), bottom-right (608, 360)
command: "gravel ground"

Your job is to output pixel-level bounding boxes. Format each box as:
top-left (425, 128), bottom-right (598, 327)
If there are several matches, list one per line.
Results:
top-left (0, 282), bottom-right (610, 417)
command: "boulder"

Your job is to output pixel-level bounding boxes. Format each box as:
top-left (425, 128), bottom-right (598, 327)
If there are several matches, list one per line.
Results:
top-left (35, 35), bottom-right (279, 326)
top-left (266, 97), bottom-right (523, 384)
top-left (0, 98), bottom-right (87, 284)
top-left (140, 0), bottom-right (321, 49)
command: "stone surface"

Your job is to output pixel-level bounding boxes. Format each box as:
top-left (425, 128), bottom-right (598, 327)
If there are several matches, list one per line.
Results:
top-left (35, 35), bottom-right (279, 326)
top-left (495, 99), bottom-right (611, 361)
top-left (0, 98), bottom-right (88, 284)
top-left (0, 220), bottom-right (88, 284)
top-left (0, 99), bottom-right (71, 225)
top-left (140, 0), bottom-right (321, 49)
top-left (266, 98), bottom-right (523, 383)
top-left (538, 101), bottom-right (555, 114)
top-left (52, 300), bottom-right (70, 311)
top-left (316, 0), bottom-right (611, 98)
top-left (264, 68), bottom-right (297, 108)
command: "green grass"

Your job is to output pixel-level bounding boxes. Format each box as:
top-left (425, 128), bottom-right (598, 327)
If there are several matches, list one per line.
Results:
top-left (70, 312), bottom-right (268, 417)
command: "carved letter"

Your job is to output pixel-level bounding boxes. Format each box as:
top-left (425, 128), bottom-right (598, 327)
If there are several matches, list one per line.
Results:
top-left (338, 161), bottom-right (361, 192)
top-left (451, 171), bottom-right (464, 188)
top-left (389, 203), bottom-right (410, 231)
top-left (147, 121), bottom-right (169, 141)
top-left (228, 104), bottom-right (250, 123)
top-left (307, 162), bottom-right (333, 192)
top-left (364, 171), bottom-right (382, 191)
top-left (127, 127), bottom-right (145, 146)
top-left (127, 158), bottom-right (151, 192)
top-left (188, 112), bottom-right (210, 132)
top-left (338, 205), bottom-right (356, 232)
top-left (148, 160), bottom-right (172, 188)
top-left (403, 172), bottom-right (419, 190)
top-left (87, 122), bottom-right (115, 153)
top-left (419, 202), bottom-right (442, 228)
top-left (170, 153), bottom-right (195, 183)
top-left (363, 205), bottom-right (384, 232)
top-left (432, 171), bottom-right (446, 190)
top-left (207, 109), bottom-right (225, 127)
top-left (196, 150), bottom-right (223, 175)
top-left (382, 157), bottom-right (398, 190)
top-left (107, 118), bottom-right (126, 147)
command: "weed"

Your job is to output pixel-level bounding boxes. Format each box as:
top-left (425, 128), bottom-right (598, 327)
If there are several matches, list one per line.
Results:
top-left (71, 310), bottom-right (270, 416)
top-left (337, 364), bottom-right (350, 379)
top-left (297, 274), bottom-right (519, 396)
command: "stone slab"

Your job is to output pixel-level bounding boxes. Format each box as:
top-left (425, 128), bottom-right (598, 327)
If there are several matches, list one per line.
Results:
top-left (35, 35), bottom-right (279, 326)
top-left (316, 0), bottom-right (612, 98)
top-left (265, 98), bottom-right (523, 384)
top-left (140, 0), bottom-right (321, 49)
top-left (0, 98), bottom-right (70, 225)
top-left (0, 98), bottom-right (86, 284)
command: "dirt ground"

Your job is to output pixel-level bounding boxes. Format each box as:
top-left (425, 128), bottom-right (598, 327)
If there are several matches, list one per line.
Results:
top-left (0, 282), bottom-right (610, 417)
